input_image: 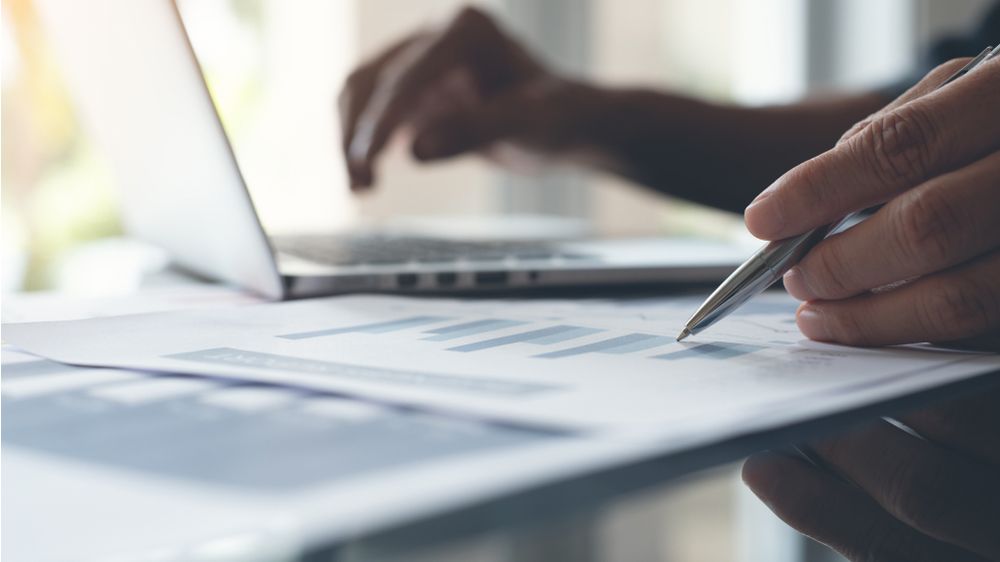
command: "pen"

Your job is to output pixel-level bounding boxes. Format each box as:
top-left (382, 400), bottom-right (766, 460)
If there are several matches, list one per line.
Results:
top-left (677, 45), bottom-right (1000, 342)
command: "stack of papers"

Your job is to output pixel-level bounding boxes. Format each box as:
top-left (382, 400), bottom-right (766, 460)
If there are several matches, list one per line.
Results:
top-left (4, 288), bottom-right (999, 561)
top-left (7, 292), bottom-right (999, 438)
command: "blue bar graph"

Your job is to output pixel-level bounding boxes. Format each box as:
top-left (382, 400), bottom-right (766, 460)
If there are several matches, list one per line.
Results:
top-left (448, 325), bottom-right (602, 353)
top-left (278, 316), bottom-right (450, 340)
top-left (423, 319), bottom-right (527, 341)
top-left (274, 310), bottom-right (769, 364)
top-left (535, 333), bottom-right (672, 359)
top-left (654, 343), bottom-right (762, 361)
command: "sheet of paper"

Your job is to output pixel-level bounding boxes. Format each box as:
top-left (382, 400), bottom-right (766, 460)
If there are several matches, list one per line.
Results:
top-left (1, 345), bottom-right (569, 493)
top-left (6, 292), bottom-right (998, 438)
top-left (1, 283), bottom-right (262, 323)
top-left (3, 345), bottom-right (642, 561)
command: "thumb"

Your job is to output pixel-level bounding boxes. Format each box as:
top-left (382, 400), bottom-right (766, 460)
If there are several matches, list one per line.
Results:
top-left (411, 87), bottom-right (538, 161)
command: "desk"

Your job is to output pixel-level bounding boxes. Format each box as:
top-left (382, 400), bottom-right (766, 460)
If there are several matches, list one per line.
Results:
top-left (4, 250), bottom-right (996, 562)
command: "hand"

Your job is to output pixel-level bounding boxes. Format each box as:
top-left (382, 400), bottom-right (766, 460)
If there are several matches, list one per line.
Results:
top-left (339, 7), bottom-right (601, 190)
top-left (743, 384), bottom-right (1000, 561)
top-left (744, 58), bottom-right (1000, 349)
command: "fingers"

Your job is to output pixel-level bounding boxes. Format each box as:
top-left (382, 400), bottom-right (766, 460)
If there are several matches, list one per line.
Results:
top-left (411, 87), bottom-right (536, 161)
top-left (812, 420), bottom-right (1000, 559)
top-left (795, 250), bottom-right (1000, 346)
top-left (339, 33), bottom-right (430, 190)
top-left (745, 57), bottom-right (1000, 241)
top-left (410, 79), bottom-right (577, 161)
top-left (346, 8), bottom-right (538, 188)
top-left (782, 149), bottom-right (1000, 301)
top-left (836, 58), bottom-right (973, 146)
top-left (742, 452), bottom-right (987, 562)
top-left (898, 383), bottom-right (1000, 467)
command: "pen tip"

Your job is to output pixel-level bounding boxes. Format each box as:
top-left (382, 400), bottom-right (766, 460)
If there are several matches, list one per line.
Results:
top-left (676, 328), bottom-right (691, 342)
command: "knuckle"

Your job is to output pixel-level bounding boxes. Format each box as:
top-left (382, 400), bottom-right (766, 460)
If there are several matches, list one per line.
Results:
top-left (344, 68), bottom-right (366, 88)
top-left (894, 189), bottom-right (966, 268)
top-left (859, 103), bottom-right (938, 189)
top-left (453, 6), bottom-right (496, 33)
top-left (924, 277), bottom-right (995, 338)
top-left (340, 68), bottom-right (370, 101)
top-left (784, 152), bottom-right (844, 211)
top-left (837, 115), bottom-right (873, 146)
top-left (929, 58), bottom-right (974, 84)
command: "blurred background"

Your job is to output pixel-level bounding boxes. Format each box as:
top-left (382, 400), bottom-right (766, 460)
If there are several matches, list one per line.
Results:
top-left (1, 0), bottom-right (993, 560)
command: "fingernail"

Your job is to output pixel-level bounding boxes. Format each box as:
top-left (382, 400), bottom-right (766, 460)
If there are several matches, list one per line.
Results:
top-left (797, 306), bottom-right (832, 342)
top-left (744, 182), bottom-right (785, 238)
top-left (783, 266), bottom-right (818, 301)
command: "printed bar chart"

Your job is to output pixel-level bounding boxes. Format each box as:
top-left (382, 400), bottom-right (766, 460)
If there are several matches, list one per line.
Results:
top-left (448, 326), bottom-right (603, 353)
top-left (279, 316), bottom-right (450, 340)
top-left (274, 311), bottom-right (770, 363)
top-left (2, 359), bottom-right (559, 491)
top-left (423, 319), bottom-right (527, 341)
top-left (654, 343), bottom-right (762, 361)
top-left (170, 348), bottom-right (556, 395)
top-left (536, 334), bottom-right (673, 359)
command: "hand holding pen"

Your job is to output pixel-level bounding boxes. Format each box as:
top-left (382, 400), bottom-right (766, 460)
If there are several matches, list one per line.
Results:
top-left (681, 48), bottom-right (1000, 350)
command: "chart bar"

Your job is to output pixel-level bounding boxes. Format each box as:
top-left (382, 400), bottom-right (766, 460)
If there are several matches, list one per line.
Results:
top-left (601, 335), bottom-right (674, 354)
top-left (530, 327), bottom-right (602, 345)
top-left (448, 325), bottom-right (602, 353)
top-left (423, 319), bottom-right (527, 341)
top-left (278, 316), bottom-right (449, 340)
top-left (654, 343), bottom-right (762, 361)
top-left (536, 333), bottom-right (672, 359)
top-left (169, 348), bottom-right (556, 396)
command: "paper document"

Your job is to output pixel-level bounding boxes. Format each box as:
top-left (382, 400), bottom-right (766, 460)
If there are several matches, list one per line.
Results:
top-left (1, 345), bottom-right (564, 493)
top-left (1, 284), bottom-right (262, 323)
top-left (1, 344), bottom-right (644, 561)
top-left (5, 293), bottom-right (999, 436)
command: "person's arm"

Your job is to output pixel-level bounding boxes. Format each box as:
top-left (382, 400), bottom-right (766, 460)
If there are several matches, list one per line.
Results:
top-left (339, 6), bottom-right (887, 213)
top-left (577, 88), bottom-right (887, 213)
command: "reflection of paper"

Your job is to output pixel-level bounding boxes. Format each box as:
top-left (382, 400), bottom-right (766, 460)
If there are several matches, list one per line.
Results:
top-left (6, 293), bottom-right (999, 437)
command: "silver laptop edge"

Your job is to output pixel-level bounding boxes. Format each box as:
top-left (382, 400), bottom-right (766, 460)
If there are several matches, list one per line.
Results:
top-left (37, 0), bottom-right (285, 298)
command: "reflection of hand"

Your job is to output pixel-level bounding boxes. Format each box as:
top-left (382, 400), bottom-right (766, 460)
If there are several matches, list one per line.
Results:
top-left (744, 385), bottom-right (1000, 561)
top-left (744, 58), bottom-right (1000, 349)
top-left (339, 7), bottom-right (599, 190)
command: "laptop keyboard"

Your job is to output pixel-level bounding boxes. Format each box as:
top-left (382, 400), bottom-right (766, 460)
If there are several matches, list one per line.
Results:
top-left (274, 235), bottom-right (595, 266)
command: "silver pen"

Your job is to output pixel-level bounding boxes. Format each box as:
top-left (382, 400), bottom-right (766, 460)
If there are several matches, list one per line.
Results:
top-left (677, 45), bottom-right (1000, 342)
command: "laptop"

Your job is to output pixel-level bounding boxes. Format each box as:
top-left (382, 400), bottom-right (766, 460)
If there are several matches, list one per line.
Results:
top-left (37, 0), bottom-right (745, 300)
